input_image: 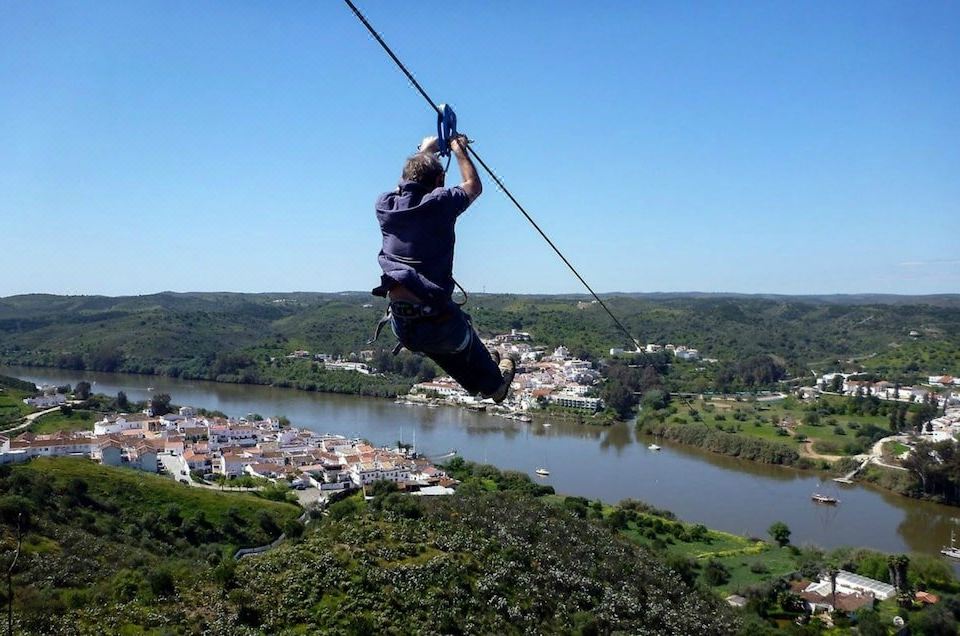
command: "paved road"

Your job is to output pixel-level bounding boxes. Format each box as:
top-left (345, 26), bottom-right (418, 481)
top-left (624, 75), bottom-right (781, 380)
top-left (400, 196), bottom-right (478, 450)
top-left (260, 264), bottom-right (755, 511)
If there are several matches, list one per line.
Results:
top-left (0, 401), bottom-right (82, 435)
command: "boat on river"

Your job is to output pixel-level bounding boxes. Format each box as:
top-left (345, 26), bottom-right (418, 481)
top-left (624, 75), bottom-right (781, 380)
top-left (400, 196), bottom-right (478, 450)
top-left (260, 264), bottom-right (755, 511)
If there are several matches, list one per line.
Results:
top-left (811, 493), bottom-right (840, 505)
top-left (535, 467), bottom-right (550, 476)
top-left (941, 530), bottom-right (960, 559)
top-left (648, 444), bottom-right (661, 451)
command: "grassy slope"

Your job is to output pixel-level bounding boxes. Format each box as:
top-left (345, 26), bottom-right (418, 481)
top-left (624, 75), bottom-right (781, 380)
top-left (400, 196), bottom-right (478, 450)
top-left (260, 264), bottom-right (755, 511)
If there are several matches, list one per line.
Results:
top-left (0, 375), bottom-right (37, 427)
top-left (24, 456), bottom-right (300, 530)
top-left (0, 386), bottom-right (33, 427)
top-left (26, 408), bottom-right (97, 434)
top-left (2, 456), bottom-right (302, 634)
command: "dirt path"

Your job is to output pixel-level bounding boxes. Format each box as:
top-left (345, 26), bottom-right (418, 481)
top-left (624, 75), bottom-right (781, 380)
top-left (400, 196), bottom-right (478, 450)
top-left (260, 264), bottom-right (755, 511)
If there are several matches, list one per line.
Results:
top-left (797, 440), bottom-right (844, 462)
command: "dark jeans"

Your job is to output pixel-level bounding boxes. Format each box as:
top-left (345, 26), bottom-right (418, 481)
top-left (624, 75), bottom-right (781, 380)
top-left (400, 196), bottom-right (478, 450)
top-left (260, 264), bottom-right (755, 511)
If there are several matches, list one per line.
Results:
top-left (391, 303), bottom-right (502, 396)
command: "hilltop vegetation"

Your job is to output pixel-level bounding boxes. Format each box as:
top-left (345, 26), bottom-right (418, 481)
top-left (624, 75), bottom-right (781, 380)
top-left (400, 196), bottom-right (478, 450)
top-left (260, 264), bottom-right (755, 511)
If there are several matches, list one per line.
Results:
top-left (0, 456), bottom-right (737, 635)
top-left (3, 455), bottom-right (959, 634)
top-left (1, 292), bottom-right (958, 398)
top-left (0, 457), bottom-right (301, 634)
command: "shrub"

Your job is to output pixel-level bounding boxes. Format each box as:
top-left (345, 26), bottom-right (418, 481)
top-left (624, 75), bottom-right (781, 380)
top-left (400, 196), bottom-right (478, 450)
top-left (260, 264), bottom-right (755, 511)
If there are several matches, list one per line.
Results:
top-left (749, 561), bottom-right (769, 574)
top-left (704, 559), bottom-right (731, 586)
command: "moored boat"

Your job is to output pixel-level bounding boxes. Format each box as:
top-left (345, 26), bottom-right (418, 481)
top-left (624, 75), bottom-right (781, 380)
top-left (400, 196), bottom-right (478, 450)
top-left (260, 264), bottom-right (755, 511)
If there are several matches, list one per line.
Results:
top-left (535, 467), bottom-right (550, 476)
top-left (648, 444), bottom-right (661, 451)
top-left (941, 530), bottom-right (960, 559)
top-left (811, 493), bottom-right (840, 505)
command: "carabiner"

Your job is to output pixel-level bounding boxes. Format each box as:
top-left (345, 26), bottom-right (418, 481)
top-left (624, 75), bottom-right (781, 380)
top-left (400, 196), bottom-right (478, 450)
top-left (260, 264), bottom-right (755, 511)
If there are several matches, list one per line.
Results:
top-left (436, 104), bottom-right (457, 157)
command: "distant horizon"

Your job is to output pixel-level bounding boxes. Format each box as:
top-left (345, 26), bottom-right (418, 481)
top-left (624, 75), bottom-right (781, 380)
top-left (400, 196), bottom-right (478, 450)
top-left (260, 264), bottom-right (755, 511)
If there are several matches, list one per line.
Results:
top-left (3, 288), bottom-right (959, 301)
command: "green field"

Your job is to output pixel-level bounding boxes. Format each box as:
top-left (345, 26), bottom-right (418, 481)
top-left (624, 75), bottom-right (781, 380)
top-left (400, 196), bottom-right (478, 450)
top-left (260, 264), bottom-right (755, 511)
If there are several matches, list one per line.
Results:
top-left (604, 501), bottom-right (798, 593)
top-left (667, 395), bottom-right (891, 458)
top-left (27, 408), bottom-right (98, 434)
top-left (542, 494), bottom-right (799, 593)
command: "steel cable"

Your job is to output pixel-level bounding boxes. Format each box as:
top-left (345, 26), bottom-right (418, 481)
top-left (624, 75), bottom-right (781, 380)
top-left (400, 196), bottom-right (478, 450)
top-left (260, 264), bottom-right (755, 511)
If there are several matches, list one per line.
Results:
top-left (344, 0), bottom-right (642, 350)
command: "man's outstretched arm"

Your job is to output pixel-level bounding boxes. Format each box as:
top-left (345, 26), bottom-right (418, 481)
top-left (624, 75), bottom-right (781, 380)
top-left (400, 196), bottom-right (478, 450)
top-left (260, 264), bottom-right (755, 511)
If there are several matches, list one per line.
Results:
top-left (450, 135), bottom-right (481, 202)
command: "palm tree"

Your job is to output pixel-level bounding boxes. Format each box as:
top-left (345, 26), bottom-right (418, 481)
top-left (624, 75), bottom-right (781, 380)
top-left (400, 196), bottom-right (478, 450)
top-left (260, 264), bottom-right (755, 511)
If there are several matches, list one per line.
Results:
top-left (828, 566), bottom-right (839, 612)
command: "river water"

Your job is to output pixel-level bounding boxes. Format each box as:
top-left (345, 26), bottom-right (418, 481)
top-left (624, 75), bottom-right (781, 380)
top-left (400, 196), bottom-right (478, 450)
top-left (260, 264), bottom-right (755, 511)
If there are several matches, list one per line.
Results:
top-left (5, 365), bottom-right (960, 565)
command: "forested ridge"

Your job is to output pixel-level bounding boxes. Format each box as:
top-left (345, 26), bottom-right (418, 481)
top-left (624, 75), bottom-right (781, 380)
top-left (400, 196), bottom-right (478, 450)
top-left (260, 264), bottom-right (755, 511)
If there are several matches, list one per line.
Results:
top-left (1, 292), bottom-right (957, 396)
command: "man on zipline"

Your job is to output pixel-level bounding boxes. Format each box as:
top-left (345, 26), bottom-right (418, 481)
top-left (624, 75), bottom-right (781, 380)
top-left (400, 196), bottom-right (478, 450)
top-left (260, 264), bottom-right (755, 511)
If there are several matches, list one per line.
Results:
top-left (372, 134), bottom-right (515, 403)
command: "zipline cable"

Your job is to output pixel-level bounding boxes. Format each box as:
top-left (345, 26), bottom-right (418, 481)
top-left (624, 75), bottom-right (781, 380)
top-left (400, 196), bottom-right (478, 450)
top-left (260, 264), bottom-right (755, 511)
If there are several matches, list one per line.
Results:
top-left (343, 0), bottom-right (642, 351)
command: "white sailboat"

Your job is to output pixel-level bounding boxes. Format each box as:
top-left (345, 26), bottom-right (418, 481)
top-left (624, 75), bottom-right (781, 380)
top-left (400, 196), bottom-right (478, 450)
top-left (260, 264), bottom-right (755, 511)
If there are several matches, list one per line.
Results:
top-left (811, 482), bottom-right (840, 505)
top-left (535, 448), bottom-right (550, 477)
top-left (941, 530), bottom-right (960, 559)
top-left (648, 444), bottom-right (661, 451)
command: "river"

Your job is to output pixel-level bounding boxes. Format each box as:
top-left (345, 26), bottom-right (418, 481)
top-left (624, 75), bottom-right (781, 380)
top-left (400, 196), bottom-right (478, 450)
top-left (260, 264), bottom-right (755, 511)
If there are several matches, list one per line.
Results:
top-left (5, 365), bottom-right (960, 565)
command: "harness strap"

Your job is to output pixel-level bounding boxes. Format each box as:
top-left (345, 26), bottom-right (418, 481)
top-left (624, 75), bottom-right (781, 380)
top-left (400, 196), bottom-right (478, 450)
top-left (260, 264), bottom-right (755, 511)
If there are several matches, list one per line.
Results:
top-left (452, 278), bottom-right (469, 307)
top-left (367, 308), bottom-right (392, 346)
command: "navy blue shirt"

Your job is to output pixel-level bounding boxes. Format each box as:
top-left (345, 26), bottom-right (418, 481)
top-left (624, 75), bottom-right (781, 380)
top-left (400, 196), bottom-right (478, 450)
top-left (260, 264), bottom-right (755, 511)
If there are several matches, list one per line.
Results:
top-left (373, 179), bottom-right (471, 301)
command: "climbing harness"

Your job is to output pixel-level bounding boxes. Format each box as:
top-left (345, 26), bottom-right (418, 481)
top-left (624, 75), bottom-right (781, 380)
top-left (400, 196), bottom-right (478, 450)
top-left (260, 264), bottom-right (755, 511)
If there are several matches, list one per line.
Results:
top-left (344, 0), bottom-right (643, 351)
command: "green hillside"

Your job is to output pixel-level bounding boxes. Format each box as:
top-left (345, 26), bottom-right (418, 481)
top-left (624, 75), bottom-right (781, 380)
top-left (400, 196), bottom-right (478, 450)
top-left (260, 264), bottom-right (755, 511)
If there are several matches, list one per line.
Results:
top-left (0, 457), bottom-right (301, 634)
top-left (0, 374), bottom-right (37, 428)
top-left (0, 456), bottom-right (737, 634)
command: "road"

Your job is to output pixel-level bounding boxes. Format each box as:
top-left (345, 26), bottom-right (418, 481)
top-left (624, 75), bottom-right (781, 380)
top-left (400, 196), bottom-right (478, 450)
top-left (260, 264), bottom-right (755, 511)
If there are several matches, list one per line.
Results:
top-left (156, 454), bottom-right (331, 503)
top-left (157, 454), bottom-right (262, 491)
top-left (0, 401), bottom-right (83, 435)
top-left (870, 435), bottom-right (911, 472)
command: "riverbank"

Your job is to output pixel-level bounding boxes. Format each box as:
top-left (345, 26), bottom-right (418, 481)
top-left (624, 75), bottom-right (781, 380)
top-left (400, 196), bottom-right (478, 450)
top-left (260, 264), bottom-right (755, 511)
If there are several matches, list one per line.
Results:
top-left (2, 359), bottom-right (416, 399)
top-left (6, 364), bottom-right (960, 567)
top-left (635, 393), bottom-right (960, 508)
top-left (451, 459), bottom-right (960, 631)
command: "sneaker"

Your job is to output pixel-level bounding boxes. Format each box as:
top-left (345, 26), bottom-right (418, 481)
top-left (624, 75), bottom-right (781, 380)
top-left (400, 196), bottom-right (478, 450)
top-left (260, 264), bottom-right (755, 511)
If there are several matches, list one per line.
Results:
top-left (490, 349), bottom-right (501, 365)
top-left (488, 357), bottom-right (516, 404)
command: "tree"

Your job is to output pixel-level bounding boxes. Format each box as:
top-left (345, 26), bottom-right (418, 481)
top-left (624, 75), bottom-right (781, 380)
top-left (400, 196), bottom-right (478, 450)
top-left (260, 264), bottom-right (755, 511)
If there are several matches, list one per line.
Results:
top-left (830, 375), bottom-right (844, 393)
top-left (116, 391), bottom-right (129, 411)
top-left (854, 608), bottom-right (885, 636)
top-left (150, 393), bottom-right (173, 416)
top-left (828, 566), bottom-right (839, 611)
top-left (888, 554), bottom-right (910, 592)
top-left (641, 389), bottom-right (669, 411)
top-left (911, 605), bottom-right (958, 636)
top-left (602, 382), bottom-right (635, 419)
top-left (768, 521), bottom-right (791, 547)
top-left (74, 381), bottom-right (91, 400)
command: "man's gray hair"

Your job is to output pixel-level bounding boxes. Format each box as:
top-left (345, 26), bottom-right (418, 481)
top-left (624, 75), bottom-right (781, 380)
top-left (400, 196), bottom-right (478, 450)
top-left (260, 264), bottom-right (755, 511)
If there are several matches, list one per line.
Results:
top-left (402, 152), bottom-right (444, 187)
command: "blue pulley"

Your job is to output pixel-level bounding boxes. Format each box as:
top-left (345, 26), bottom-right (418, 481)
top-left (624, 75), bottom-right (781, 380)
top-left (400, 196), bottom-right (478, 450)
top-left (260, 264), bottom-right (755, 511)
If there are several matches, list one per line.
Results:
top-left (436, 104), bottom-right (457, 157)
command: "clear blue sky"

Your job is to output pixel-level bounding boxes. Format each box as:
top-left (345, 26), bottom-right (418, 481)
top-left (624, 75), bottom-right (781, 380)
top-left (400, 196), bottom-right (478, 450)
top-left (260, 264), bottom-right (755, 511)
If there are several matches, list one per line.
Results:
top-left (2, 1), bottom-right (958, 297)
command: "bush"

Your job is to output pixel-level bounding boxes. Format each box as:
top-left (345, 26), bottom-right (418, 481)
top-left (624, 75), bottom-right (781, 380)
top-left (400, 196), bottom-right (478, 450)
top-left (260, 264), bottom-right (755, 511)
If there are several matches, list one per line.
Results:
top-left (703, 559), bottom-right (730, 586)
top-left (147, 568), bottom-right (176, 597)
top-left (282, 517), bottom-right (305, 540)
top-left (749, 561), bottom-right (769, 574)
